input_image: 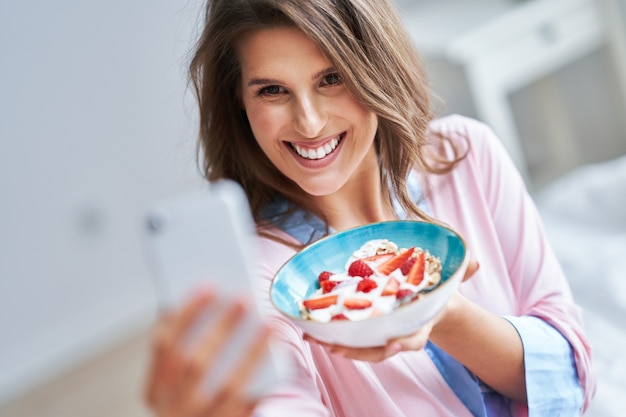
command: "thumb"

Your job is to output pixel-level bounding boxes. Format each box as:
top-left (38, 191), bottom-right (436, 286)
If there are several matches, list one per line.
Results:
top-left (462, 259), bottom-right (479, 282)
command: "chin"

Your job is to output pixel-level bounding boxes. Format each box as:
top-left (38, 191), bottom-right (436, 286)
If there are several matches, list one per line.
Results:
top-left (298, 181), bottom-right (343, 198)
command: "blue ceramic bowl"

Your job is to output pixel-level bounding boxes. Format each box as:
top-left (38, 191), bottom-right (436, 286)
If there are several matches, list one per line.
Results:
top-left (270, 220), bottom-right (469, 347)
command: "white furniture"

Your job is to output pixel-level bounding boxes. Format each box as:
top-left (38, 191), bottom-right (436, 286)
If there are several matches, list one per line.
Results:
top-left (402, 0), bottom-right (624, 187)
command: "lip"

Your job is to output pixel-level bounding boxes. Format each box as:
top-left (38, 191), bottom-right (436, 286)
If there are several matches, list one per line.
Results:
top-left (287, 132), bottom-right (345, 168)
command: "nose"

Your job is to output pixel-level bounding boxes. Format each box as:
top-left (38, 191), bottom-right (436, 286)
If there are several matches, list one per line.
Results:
top-left (293, 95), bottom-right (326, 138)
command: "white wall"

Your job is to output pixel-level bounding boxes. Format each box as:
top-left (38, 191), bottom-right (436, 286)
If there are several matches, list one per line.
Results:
top-left (0, 0), bottom-right (205, 404)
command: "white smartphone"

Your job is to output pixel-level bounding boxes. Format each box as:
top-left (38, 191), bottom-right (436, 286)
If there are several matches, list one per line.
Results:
top-left (142, 179), bottom-right (288, 398)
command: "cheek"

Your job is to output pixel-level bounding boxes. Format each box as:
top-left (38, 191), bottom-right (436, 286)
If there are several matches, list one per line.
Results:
top-left (246, 114), bottom-right (289, 168)
top-left (337, 96), bottom-right (377, 130)
top-left (245, 107), bottom-right (282, 146)
top-left (352, 106), bottom-right (378, 141)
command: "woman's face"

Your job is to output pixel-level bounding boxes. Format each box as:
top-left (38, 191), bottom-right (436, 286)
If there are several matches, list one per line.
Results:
top-left (237, 27), bottom-right (379, 197)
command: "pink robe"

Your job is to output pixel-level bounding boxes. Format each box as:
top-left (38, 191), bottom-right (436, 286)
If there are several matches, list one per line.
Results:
top-left (252, 115), bottom-right (596, 416)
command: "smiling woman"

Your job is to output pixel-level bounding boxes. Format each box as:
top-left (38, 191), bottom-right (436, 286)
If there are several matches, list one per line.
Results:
top-left (142, 0), bottom-right (596, 416)
top-left (189, 0), bottom-right (439, 231)
top-left (237, 27), bottom-right (379, 199)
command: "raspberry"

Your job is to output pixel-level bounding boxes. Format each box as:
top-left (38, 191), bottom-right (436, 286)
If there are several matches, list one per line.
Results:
top-left (396, 288), bottom-right (414, 300)
top-left (318, 271), bottom-right (333, 283)
top-left (356, 278), bottom-right (378, 293)
top-left (321, 280), bottom-right (339, 294)
top-left (348, 260), bottom-right (374, 278)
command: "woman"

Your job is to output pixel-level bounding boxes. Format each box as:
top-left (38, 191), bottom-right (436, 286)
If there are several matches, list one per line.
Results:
top-left (144, 0), bottom-right (596, 415)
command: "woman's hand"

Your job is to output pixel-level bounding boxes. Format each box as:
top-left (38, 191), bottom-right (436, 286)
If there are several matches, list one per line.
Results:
top-left (143, 290), bottom-right (271, 417)
top-left (303, 259), bottom-right (480, 362)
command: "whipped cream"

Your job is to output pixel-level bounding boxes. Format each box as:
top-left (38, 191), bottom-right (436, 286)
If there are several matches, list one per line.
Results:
top-left (300, 239), bottom-right (442, 322)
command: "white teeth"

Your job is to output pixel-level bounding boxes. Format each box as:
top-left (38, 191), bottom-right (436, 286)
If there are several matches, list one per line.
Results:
top-left (292, 135), bottom-right (341, 160)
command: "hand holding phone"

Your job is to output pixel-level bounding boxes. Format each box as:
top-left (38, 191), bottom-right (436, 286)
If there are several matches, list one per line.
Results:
top-left (143, 289), bottom-right (271, 417)
top-left (142, 180), bottom-right (288, 405)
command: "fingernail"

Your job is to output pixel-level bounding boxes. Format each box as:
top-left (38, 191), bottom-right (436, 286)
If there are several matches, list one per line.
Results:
top-left (233, 299), bottom-right (249, 315)
top-left (387, 342), bottom-right (401, 355)
top-left (194, 284), bottom-right (215, 297)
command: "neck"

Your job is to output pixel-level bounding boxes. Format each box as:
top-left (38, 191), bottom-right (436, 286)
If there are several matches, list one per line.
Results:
top-left (311, 155), bottom-right (398, 231)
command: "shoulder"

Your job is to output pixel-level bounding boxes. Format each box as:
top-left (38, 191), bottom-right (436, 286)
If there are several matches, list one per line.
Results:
top-left (427, 114), bottom-right (498, 151)
top-left (427, 114), bottom-right (512, 175)
top-left (424, 115), bottom-right (527, 217)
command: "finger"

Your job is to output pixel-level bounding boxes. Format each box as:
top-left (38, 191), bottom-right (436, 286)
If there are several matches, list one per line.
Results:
top-left (224, 324), bottom-right (272, 390)
top-left (304, 334), bottom-right (389, 362)
top-left (200, 325), bottom-right (272, 412)
top-left (144, 291), bottom-right (215, 409)
top-left (388, 322), bottom-right (433, 352)
top-left (180, 299), bottom-right (248, 392)
top-left (305, 322), bottom-right (434, 363)
top-left (144, 315), bottom-right (182, 408)
top-left (462, 259), bottom-right (480, 282)
top-left (169, 290), bottom-right (216, 344)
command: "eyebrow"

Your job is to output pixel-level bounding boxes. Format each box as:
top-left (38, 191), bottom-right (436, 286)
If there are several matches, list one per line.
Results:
top-left (247, 77), bottom-right (281, 87)
top-left (246, 67), bottom-right (336, 87)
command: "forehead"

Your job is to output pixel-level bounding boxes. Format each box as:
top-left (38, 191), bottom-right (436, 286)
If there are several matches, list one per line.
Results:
top-left (236, 27), bottom-right (332, 78)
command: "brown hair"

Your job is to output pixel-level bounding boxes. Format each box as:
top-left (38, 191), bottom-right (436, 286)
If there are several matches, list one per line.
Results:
top-left (189, 0), bottom-right (466, 235)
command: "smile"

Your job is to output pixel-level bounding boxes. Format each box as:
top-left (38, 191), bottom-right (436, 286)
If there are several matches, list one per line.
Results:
top-left (290, 134), bottom-right (344, 160)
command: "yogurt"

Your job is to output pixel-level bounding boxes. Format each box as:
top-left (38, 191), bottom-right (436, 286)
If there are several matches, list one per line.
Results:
top-left (300, 239), bottom-right (442, 322)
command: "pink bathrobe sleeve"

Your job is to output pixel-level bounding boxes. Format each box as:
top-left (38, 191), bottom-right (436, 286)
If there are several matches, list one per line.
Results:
top-left (427, 115), bottom-right (596, 413)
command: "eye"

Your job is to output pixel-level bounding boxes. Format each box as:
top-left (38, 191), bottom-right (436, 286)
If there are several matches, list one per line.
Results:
top-left (257, 85), bottom-right (286, 96)
top-left (320, 73), bottom-right (342, 87)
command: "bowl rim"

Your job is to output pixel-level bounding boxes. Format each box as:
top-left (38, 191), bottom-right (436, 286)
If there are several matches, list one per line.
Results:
top-left (269, 219), bottom-right (469, 324)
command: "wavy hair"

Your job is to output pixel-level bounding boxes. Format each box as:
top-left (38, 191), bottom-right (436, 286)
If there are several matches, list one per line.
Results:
top-left (189, 0), bottom-right (467, 235)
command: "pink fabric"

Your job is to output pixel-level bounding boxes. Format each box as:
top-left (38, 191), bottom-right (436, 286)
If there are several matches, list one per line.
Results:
top-left (252, 115), bottom-right (596, 416)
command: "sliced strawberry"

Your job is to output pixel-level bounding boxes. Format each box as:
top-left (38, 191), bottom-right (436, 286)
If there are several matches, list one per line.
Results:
top-left (318, 271), bottom-right (334, 283)
top-left (343, 298), bottom-right (373, 310)
top-left (395, 288), bottom-right (414, 300)
top-left (406, 251), bottom-right (425, 285)
top-left (361, 253), bottom-right (394, 263)
top-left (356, 278), bottom-right (378, 293)
top-left (321, 280), bottom-right (339, 294)
top-left (400, 257), bottom-right (416, 275)
top-left (303, 294), bottom-right (338, 310)
top-left (348, 260), bottom-right (374, 278)
top-left (381, 277), bottom-right (400, 296)
top-left (331, 313), bottom-right (348, 321)
top-left (377, 247), bottom-right (415, 276)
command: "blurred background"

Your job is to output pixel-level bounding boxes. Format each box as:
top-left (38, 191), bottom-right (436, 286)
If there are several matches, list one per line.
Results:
top-left (0, 0), bottom-right (624, 416)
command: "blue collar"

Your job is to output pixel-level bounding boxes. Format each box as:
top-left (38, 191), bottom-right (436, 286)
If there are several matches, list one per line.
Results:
top-left (260, 171), bottom-right (426, 245)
